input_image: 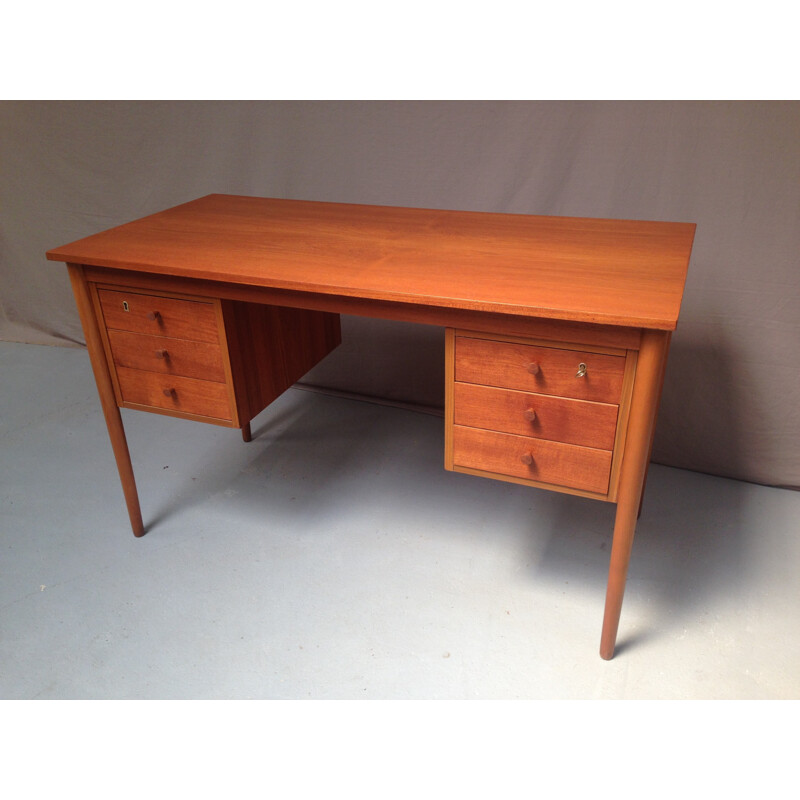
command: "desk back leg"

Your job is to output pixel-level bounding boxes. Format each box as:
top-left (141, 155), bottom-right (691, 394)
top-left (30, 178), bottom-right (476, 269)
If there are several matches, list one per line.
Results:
top-left (68, 264), bottom-right (145, 537)
top-left (600, 329), bottom-right (670, 659)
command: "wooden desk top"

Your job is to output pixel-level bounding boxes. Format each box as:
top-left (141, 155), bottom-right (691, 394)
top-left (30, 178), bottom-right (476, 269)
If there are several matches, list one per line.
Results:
top-left (47, 194), bottom-right (695, 330)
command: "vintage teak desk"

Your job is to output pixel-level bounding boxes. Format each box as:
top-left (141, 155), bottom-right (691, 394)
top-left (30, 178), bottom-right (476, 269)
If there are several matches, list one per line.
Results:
top-left (47, 195), bottom-right (695, 659)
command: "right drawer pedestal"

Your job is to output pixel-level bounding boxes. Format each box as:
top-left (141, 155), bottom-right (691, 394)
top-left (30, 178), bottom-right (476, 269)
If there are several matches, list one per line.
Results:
top-left (445, 330), bottom-right (638, 501)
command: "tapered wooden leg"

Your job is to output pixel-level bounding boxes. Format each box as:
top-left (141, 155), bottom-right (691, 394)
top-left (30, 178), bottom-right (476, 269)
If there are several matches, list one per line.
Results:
top-left (637, 332), bottom-right (671, 519)
top-left (241, 421), bottom-right (252, 442)
top-left (68, 264), bottom-right (145, 537)
top-left (600, 330), bottom-right (670, 659)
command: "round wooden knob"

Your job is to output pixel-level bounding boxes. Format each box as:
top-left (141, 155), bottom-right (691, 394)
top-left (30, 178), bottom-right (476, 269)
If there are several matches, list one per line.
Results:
top-left (162, 388), bottom-right (175, 398)
top-left (146, 311), bottom-right (161, 322)
top-left (527, 362), bottom-right (540, 375)
top-left (155, 349), bottom-right (169, 359)
top-left (520, 452), bottom-right (533, 466)
top-left (523, 408), bottom-right (536, 422)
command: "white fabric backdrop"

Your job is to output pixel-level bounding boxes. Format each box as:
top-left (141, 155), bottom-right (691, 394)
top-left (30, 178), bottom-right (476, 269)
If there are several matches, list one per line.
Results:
top-left (2, 101), bottom-right (798, 488)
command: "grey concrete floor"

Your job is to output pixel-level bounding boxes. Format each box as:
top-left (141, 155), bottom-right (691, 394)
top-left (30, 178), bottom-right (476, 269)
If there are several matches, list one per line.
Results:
top-left (2, 340), bottom-right (799, 700)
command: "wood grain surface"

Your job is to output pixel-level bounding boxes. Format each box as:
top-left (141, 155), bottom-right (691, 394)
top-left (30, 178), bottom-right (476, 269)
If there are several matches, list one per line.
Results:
top-left (48, 195), bottom-right (695, 330)
top-left (106, 329), bottom-right (227, 383)
top-left (116, 366), bottom-right (233, 420)
top-left (453, 382), bottom-right (619, 451)
top-left (454, 335), bottom-right (626, 404)
top-left (452, 425), bottom-right (613, 495)
top-left (97, 287), bottom-right (220, 342)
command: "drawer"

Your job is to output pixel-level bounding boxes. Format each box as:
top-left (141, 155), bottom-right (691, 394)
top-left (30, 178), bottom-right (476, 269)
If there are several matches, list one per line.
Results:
top-left (98, 288), bottom-right (220, 343)
top-left (107, 329), bottom-right (227, 383)
top-left (452, 425), bottom-right (612, 495)
top-left (455, 335), bottom-right (625, 404)
top-left (453, 382), bottom-right (618, 451)
top-left (116, 366), bottom-right (233, 421)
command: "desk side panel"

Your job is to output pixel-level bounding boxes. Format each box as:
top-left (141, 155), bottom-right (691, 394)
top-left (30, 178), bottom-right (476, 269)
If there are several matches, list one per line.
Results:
top-left (221, 300), bottom-right (341, 424)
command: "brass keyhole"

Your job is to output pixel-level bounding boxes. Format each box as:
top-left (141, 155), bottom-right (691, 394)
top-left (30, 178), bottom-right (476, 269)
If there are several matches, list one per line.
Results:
top-left (122, 301), bottom-right (130, 312)
top-left (576, 362), bottom-right (587, 378)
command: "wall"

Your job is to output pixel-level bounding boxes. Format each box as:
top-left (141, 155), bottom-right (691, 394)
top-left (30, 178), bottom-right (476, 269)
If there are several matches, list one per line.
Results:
top-left (2, 101), bottom-right (798, 487)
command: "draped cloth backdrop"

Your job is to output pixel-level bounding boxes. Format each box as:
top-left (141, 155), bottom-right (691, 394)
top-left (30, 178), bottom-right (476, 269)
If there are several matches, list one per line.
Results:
top-left (2, 101), bottom-right (798, 488)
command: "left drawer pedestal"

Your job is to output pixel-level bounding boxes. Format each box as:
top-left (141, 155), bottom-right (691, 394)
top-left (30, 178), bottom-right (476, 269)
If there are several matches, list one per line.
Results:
top-left (91, 282), bottom-right (341, 430)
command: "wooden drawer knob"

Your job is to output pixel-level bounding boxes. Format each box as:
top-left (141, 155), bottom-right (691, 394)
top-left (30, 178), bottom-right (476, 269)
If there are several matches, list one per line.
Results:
top-left (146, 311), bottom-right (161, 322)
top-left (523, 408), bottom-right (537, 422)
top-left (527, 362), bottom-right (540, 375)
top-left (520, 452), bottom-right (533, 466)
top-left (155, 349), bottom-right (169, 359)
top-left (162, 388), bottom-right (176, 398)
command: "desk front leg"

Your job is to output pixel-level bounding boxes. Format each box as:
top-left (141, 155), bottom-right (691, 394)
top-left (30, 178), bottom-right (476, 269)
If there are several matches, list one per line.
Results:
top-left (600, 329), bottom-right (670, 659)
top-left (68, 264), bottom-right (145, 537)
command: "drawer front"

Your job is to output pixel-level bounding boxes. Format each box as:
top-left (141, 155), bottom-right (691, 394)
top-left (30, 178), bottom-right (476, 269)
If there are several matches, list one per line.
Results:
top-left (107, 329), bottom-right (227, 383)
top-left (116, 366), bottom-right (233, 420)
top-left (453, 382), bottom-right (618, 451)
top-left (455, 335), bottom-right (625, 404)
top-left (452, 425), bottom-right (612, 495)
top-left (98, 288), bottom-right (220, 343)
